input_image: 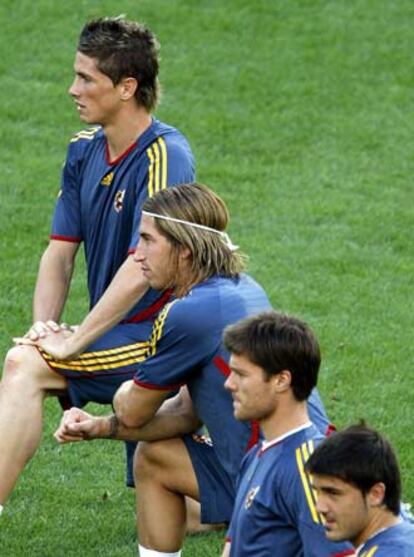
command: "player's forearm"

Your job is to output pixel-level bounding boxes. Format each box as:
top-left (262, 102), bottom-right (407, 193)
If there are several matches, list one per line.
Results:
top-left (33, 243), bottom-right (77, 322)
top-left (106, 391), bottom-right (201, 441)
top-left (104, 411), bottom-right (200, 442)
top-left (62, 255), bottom-right (149, 356)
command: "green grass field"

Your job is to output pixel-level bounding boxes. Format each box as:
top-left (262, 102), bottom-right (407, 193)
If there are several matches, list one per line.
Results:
top-left (0, 0), bottom-right (413, 555)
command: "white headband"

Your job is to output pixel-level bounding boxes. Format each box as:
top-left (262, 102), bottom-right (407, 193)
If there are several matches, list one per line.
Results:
top-left (142, 210), bottom-right (239, 251)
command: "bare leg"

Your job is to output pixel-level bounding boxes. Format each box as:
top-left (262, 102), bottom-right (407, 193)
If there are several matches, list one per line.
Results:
top-left (134, 438), bottom-right (199, 552)
top-left (185, 498), bottom-right (225, 534)
top-left (185, 498), bottom-right (205, 533)
top-left (0, 345), bottom-right (66, 504)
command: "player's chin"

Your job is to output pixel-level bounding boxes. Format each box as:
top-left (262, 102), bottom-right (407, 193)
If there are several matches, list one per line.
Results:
top-left (79, 115), bottom-right (93, 125)
top-left (323, 524), bottom-right (342, 541)
top-left (147, 278), bottom-right (163, 291)
top-left (78, 112), bottom-right (98, 125)
top-left (232, 403), bottom-right (249, 422)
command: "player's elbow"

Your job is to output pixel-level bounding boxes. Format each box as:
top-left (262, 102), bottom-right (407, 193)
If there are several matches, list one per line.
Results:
top-left (117, 409), bottom-right (148, 430)
top-left (113, 383), bottom-right (148, 429)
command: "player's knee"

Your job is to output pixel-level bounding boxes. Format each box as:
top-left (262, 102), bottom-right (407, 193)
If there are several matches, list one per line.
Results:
top-left (4, 346), bottom-right (28, 379)
top-left (3, 345), bottom-right (45, 385)
top-left (134, 441), bottom-right (154, 483)
top-left (133, 440), bottom-right (167, 484)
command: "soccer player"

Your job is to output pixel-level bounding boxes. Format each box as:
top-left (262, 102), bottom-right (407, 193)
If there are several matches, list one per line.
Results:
top-left (221, 311), bottom-right (354, 557)
top-left (0, 16), bottom-right (194, 513)
top-left (306, 423), bottom-right (414, 556)
top-left (53, 183), bottom-right (332, 556)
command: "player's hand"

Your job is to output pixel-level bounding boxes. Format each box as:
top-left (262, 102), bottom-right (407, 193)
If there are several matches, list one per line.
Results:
top-left (37, 328), bottom-right (77, 360)
top-left (14, 326), bottom-right (80, 360)
top-left (13, 321), bottom-right (58, 347)
top-left (54, 407), bottom-right (110, 443)
top-left (13, 320), bottom-right (72, 347)
top-left (26, 320), bottom-right (61, 341)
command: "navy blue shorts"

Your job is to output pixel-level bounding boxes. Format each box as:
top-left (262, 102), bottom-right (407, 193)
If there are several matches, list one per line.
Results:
top-left (39, 321), bottom-right (154, 407)
top-left (39, 320), bottom-right (154, 487)
top-left (183, 433), bottom-right (235, 524)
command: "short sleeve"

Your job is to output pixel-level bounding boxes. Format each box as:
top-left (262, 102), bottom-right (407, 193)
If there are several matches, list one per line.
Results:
top-left (50, 143), bottom-right (82, 243)
top-left (133, 299), bottom-right (218, 390)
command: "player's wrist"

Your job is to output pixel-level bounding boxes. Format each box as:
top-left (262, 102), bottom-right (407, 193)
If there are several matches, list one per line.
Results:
top-left (61, 334), bottom-right (82, 359)
top-left (103, 415), bottom-right (119, 439)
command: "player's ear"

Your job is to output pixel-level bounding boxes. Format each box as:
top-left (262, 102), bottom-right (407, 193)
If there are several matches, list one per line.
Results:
top-left (119, 77), bottom-right (138, 101)
top-left (367, 482), bottom-right (386, 508)
top-left (179, 246), bottom-right (192, 260)
top-left (273, 370), bottom-right (291, 393)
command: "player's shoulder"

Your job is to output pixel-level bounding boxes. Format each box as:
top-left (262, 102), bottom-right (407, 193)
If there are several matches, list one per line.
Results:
top-left (164, 283), bottom-right (221, 332)
top-left (69, 125), bottom-right (102, 145)
top-left (66, 126), bottom-right (103, 159)
top-left (359, 541), bottom-right (412, 557)
top-left (168, 287), bottom-right (216, 320)
top-left (222, 273), bottom-right (271, 313)
top-left (291, 424), bottom-right (324, 456)
top-left (151, 118), bottom-right (188, 140)
top-left (277, 425), bottom-right (324, 482)
top-left (148, 119), bottom-right (193, 156)
top-left (361, 522), bottom-right (414, 556)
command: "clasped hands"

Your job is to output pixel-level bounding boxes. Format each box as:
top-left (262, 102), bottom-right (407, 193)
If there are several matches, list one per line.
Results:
top-left (54, 407), bottom-right (109, 444)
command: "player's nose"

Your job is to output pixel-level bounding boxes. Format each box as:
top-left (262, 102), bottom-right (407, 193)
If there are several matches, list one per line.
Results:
top-left (133, 243), bottom-right (144, 262)
top-left (224, 372), bottom-right (236, 392)
top-left (68, 77), bottom-right (80, 97)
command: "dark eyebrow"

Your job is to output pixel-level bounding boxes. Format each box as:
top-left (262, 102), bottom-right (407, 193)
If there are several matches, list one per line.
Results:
top-left (139, 231), bottom-right (152, 239)
top-left (230, 365), bottom-right (245, 375)
top-left (321, 486), bottom-right (342, 495)
top-left (74, 69), bottom-right (92, 80)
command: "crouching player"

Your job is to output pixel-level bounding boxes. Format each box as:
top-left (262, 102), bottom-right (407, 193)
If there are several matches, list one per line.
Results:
top-left (54, 184), bottom-right (332, 556)
top-left (222, 311), bottom-right (354, 557)
top-left (306, 423), bottom-right (414, 556)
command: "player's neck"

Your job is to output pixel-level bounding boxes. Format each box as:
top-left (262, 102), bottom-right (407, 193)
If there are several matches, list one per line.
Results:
top-left (261, 400), bottom-right (310, 442)
top-left (104, 106), bottom-right (152, 161)
top-left (172, 266), bottom-right (200, 298)
top-left (354, 508), bottom-right (400, 548)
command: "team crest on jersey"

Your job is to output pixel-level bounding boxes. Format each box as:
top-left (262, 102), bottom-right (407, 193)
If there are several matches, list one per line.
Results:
top-left (100, 171), bottom-right (114, 187)
top-left (245, 486), bottom-right (260, 509)
top-left (114, 189), bottom-right (126, 213)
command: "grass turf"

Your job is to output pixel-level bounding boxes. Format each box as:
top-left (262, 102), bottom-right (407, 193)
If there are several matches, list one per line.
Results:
top-left (0, 0), bottom-right (413, 554)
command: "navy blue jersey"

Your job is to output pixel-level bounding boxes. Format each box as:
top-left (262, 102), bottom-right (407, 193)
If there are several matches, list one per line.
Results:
top-left (134, 274), bottom-right (270, 482)
top-left (51, 119), bottom-right (195, 317)
top-left (227, 424), bottom-right (354, 557)
top-left (357, 521), bottom-right (414, 556)
top-left (133, 274), bottom-right (331, 487)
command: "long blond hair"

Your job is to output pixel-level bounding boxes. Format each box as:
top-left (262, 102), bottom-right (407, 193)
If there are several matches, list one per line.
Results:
top-left (142, 183), bottom-right (245, 294)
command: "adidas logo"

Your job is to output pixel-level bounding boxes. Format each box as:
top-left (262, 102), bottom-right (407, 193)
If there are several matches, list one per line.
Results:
top-left (101, 172), bottom-right (114, 186)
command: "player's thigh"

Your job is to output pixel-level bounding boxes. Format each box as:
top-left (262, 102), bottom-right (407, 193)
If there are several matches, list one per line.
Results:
top-left (39, 322), bottom-right (152, 407)
top-left (135, 437), bottom-right (200, 500)
top-left (42, 321), bottom-right (152, 379)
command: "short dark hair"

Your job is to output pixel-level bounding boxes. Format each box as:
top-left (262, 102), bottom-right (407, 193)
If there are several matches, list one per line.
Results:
top-left (306, 423), bottom-right (401, 515)
top-left (223, 310), bottom-right (321, 401)
top-left (78, 16), bottom-right (160, 110)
